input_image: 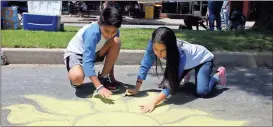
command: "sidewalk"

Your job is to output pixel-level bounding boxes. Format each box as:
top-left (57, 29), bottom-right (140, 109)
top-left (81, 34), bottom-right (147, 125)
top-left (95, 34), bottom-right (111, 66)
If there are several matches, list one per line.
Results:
top-left (61, 15), bottom-right (255, 28)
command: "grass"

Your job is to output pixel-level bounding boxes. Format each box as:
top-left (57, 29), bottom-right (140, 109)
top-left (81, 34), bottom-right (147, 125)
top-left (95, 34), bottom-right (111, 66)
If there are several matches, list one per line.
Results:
top-left (2, 26), bottom-right (272, 52)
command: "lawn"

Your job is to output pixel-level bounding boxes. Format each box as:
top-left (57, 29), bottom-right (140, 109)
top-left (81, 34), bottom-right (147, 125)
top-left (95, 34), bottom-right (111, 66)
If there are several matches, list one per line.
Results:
top-left (2, 26), bottom-right (272, 52)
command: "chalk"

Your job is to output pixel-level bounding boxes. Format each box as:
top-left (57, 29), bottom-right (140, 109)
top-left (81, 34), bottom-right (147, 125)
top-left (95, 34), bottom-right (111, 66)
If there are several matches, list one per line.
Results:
top-left (123, 89), bottom-right (132, 97)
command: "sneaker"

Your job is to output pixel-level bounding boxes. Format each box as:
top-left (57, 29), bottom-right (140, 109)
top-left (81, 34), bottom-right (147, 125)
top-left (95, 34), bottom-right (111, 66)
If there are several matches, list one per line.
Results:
top-left (217, 66), bottom-right (226, 87)
top-left (98, 72), bottom-right (120, 93)
top-left (181, 73), bottom-right (191, 84)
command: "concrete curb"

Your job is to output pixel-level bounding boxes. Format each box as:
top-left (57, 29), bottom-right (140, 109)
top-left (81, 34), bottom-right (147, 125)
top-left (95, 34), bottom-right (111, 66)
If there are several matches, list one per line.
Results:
top-left (62, 21), bottom-right (179, 26)
top-left (2, 48), bottom-right (272, 68)
top-left (61, 17), bottom-right (181, 26)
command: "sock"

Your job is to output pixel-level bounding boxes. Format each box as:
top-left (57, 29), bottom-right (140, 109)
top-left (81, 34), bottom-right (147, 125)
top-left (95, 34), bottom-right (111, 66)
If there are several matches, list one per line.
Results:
top-left (101, 74), bottom-right (108, 78)
top-left (213, 73), bottom-right (220, 84)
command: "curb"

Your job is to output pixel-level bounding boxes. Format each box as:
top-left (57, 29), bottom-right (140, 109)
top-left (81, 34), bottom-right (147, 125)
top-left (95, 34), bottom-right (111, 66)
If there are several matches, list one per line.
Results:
top-left (2, 48), bottom-right (272, 68)
top-left (61, 17), bottom-right (181, 26)
top-left (62, 21), bottom-right (180, 26)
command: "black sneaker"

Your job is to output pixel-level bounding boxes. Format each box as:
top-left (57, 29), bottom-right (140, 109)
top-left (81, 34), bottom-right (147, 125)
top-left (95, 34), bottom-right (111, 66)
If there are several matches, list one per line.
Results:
top-left (98, 72), bottom-right (119, 93)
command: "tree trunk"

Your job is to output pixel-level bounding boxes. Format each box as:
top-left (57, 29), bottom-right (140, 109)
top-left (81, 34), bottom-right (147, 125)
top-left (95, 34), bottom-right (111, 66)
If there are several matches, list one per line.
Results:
top-left (252, 1), bottom-right (273, 30)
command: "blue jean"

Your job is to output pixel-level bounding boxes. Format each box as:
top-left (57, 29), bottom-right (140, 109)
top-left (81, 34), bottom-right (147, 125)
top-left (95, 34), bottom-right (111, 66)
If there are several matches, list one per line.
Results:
top-left (208, 1), bottom-right (223, 31)
top-left (222, 10), bottom-right (229, 30)
top-left (181, 60), bottom-right (220, 97)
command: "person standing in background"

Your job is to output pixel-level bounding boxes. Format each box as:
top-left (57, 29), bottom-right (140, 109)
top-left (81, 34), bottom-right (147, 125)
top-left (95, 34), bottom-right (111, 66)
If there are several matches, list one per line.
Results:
top-left (81, 2), bottom-right (88, 17)
top-left (222, 0), bottom-right (230, 30)
top-left (208, 1), bottom-right (223, 31)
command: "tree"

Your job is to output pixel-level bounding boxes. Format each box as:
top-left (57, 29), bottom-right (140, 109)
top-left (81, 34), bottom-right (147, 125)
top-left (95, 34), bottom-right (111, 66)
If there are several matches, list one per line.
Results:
top-left (251, 1), bottom-right (273, 30)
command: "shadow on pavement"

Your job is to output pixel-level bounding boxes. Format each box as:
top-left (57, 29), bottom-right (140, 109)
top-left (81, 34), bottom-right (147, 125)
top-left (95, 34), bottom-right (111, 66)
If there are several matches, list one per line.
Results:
top-left (179, 82), bottom-right (229, 98)
top-left (121, 84), bottom-right (161, 98)
top-left (75, 82), bottom-right (136, 98)
top-left (135, 89), bottom-right (162, 98)
top-left (75, 82), bottom-right (96, 98)
top-left (226, 68), bottom-right (272, 100)
top-left (93, 94), bottom-right (116, 104)
top-left (165, 82), bottom-right (229, 105)
top-left (144, 67), bottom-right (272, 101)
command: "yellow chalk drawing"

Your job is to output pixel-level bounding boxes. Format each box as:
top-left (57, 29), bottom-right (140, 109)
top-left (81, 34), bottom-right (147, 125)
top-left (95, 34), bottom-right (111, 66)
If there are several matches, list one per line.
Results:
top-left (26, 121), bottom-right (72, 126)
top-left (24, 95), bottom-right (95, 116)
top-left (127, 92), bottom-right (170, 115)
top-left (2, 92), bottom-right (247, 126)
top-left (2, 104), bottom-right (75, 125)
top-left (90, 94), bottom-right (127, 112)
top-left (151, 108), bottom-right (211, 123)
top-left (74, 112), bottom-right (161, 126)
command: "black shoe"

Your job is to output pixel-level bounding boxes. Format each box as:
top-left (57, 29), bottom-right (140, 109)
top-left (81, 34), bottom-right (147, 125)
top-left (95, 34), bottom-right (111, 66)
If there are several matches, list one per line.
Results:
top-left (98, 72), bottom-right (120, 93)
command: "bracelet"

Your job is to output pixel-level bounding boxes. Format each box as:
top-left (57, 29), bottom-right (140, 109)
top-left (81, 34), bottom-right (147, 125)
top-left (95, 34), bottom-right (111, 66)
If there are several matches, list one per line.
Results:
top-left (96, 85), bottom-right (104, 92)
top-left (136, 80), bottom-right (142, 84)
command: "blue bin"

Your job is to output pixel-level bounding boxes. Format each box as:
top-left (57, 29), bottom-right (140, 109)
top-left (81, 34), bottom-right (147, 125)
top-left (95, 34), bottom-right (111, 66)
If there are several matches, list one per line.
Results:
top-left (23, 13), bottom-right (61, 32)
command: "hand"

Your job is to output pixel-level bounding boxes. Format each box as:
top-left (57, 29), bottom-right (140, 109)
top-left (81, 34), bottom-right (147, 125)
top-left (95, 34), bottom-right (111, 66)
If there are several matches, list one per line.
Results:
top-left (98, 87), bottom-right (112, 98)
top-left (139, 103), bottom-right (155, 113)
top-left (124, 88), bottom-right (139, 96)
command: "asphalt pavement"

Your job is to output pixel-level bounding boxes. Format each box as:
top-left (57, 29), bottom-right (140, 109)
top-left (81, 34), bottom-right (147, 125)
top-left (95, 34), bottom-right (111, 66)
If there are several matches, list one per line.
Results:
top-left (1, 65), bottom-right (272, 126)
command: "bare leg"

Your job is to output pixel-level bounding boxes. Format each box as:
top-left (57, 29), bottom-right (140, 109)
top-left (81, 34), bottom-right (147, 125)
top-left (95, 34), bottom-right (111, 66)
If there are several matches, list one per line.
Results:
top-left (109, 66), bottom-right (123, 84)
top-left (100, 37), bottom-right (121, 77)
top-left (110, 66), bottom-right (115, 79)
top-left (68, 65), bottom-right (84, 86)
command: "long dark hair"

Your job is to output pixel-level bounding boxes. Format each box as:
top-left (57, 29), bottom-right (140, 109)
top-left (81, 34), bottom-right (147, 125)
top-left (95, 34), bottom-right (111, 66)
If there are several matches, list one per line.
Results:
top-left (152, 27), bottom-right (180, 94)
